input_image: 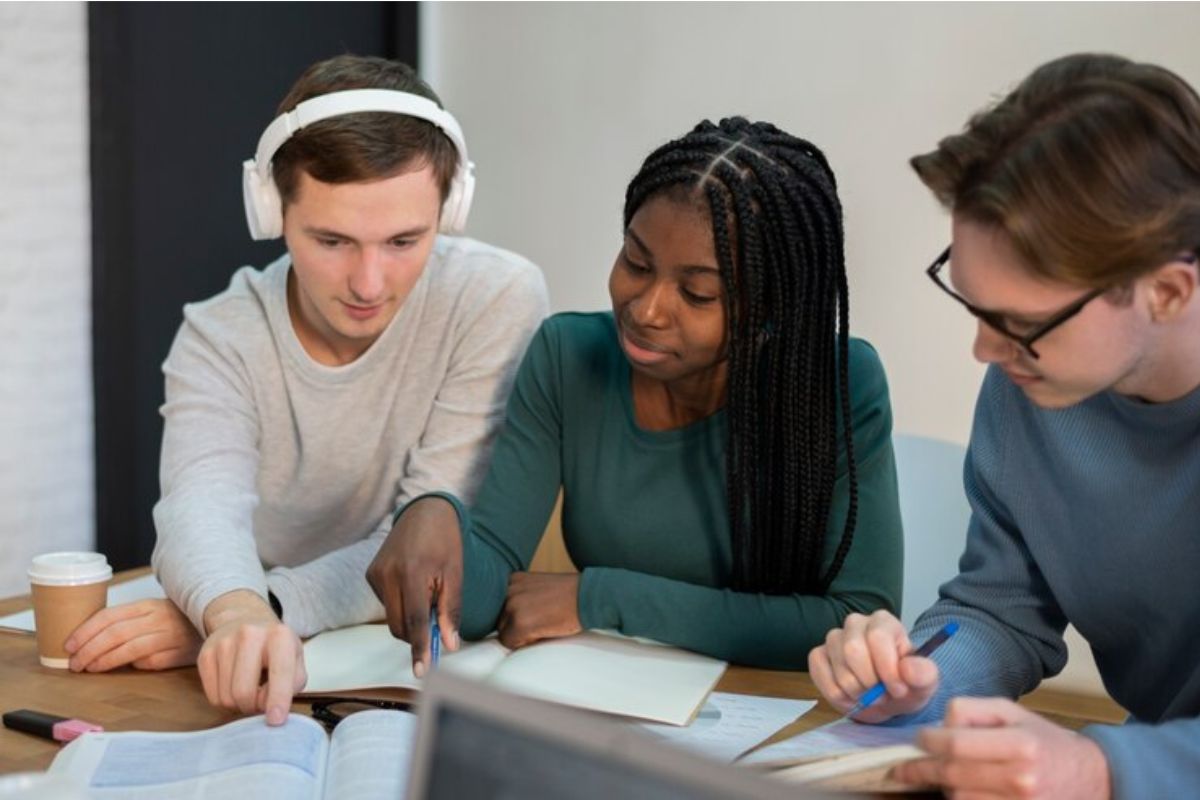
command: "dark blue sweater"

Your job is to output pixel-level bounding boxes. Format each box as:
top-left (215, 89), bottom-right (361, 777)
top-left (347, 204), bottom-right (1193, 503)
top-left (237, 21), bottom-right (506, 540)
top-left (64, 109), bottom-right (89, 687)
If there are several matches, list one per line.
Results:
top-left (908, 365), bottom-right (1200, 798)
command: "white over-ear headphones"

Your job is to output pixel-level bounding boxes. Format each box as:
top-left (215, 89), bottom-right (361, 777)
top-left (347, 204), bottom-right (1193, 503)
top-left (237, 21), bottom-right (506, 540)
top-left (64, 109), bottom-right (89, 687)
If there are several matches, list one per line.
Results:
top-left (241, 88), bottom-right (475, 240)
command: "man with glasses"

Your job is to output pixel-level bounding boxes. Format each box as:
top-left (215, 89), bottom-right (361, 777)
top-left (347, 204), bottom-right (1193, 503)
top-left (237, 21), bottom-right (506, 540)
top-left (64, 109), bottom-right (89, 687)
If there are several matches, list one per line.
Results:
top-left (810, 53), bottom-right (1200, 798)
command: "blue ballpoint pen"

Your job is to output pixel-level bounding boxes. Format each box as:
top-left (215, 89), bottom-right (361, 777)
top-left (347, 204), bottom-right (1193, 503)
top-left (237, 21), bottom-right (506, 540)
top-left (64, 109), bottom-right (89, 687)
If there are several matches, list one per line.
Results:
top-left (844, 620), bottom-right (959, 718)
top-left (430, 605), bottom-right (441, 668)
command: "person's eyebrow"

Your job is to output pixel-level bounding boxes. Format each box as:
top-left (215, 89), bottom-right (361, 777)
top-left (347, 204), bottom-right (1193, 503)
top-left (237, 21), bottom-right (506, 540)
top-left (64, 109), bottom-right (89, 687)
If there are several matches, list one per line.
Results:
top-left (302, 224), bottom-right (430, 242)
top-left (625, 228), bottom-right (719, 274)
top-left (971, 295), bottom-right (1071, 324)
top-left (948, 265), bottom-right (1063, 322)
top-left (960, 293), bottom-right (1054, 324)
top-left (625, 229), bottom-right (655, 265)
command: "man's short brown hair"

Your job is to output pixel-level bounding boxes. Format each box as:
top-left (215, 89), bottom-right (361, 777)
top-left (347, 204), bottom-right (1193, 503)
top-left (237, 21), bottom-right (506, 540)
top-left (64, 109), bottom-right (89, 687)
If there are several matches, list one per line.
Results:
top-left (912, 53), bottom-right (1200, 289)
top-left (271, 55), bottom-right (459, 208)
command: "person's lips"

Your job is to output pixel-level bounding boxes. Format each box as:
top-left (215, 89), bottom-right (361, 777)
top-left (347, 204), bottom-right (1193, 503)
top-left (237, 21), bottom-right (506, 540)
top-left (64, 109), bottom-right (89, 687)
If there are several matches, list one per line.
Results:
top-left (341, 300), bottom-right (384, 321)
top-left (1004, 369), bottom-right (1042, 387)
top-left (620, 327), bottom-right (672, 366)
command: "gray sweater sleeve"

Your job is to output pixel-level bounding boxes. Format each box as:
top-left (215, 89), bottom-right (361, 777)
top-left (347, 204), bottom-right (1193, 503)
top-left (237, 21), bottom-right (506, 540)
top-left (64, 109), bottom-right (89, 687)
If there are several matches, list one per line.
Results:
top-left (150, 316), bottom-right (270, 634)
top-left (264, 266), bottom-right (548, 637)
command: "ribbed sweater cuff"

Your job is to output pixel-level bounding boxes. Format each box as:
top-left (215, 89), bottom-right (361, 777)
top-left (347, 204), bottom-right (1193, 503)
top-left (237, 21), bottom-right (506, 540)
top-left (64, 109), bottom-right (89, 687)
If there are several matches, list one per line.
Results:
top-left (578, 567), bottom-right (620, 630)
top-left (393, 491), bottom-right (468, 529)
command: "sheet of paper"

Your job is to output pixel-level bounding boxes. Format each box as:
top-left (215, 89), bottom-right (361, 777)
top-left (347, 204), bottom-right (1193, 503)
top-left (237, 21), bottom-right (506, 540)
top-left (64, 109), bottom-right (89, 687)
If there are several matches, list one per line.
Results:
top-left (0, 573), bottom-right (167, 632)
top-left (301, 624), bottom-right (509, 694)
top-left (739, 717), bottom-right (921, 766)
top-left (324, 709), bottom-right (417, 800)
top-left (48, 714), bottom-right (327, 799)
top-left (638, 692), bottom-right (816, 762)
top-left (488, 630), bottom-right (726, 726)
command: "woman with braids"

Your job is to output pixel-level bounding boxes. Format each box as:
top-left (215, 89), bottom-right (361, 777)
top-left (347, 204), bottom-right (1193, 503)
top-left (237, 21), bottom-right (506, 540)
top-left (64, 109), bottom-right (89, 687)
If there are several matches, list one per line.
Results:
top-left (367, 117), bottom-right (903, 671)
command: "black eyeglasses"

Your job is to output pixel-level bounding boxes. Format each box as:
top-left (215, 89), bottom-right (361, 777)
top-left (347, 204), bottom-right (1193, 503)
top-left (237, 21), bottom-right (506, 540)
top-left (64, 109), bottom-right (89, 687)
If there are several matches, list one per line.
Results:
top-left (308, 696), bottom-right (415, 731)
top-left (926, 246), bottom-right (1106, 359)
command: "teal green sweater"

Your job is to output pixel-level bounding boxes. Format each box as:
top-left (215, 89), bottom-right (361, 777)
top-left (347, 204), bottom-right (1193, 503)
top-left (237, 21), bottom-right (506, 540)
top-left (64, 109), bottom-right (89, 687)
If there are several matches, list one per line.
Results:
top-left (446, 312), bottom-right (902, 668)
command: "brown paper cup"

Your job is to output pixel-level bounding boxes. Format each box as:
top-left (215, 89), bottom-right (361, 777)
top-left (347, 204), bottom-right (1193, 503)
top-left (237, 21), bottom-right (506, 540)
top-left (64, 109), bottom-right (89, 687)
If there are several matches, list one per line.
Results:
top-left (28, 552), bottom-right (112, 669)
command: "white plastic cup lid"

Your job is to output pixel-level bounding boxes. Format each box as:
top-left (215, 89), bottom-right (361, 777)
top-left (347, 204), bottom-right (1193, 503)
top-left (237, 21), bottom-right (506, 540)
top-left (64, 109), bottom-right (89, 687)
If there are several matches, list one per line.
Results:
top-left (27, 552), bottom-right (113, 586)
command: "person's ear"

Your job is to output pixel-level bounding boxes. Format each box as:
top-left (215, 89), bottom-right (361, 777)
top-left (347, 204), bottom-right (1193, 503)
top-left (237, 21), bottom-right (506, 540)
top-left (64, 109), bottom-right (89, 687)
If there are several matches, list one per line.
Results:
top-left (1144, 255), bottom-right (1198, 323)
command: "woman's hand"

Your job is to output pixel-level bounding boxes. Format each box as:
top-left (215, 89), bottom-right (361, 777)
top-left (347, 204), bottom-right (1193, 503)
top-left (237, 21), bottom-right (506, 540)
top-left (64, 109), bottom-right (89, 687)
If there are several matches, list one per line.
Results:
top-left (497, 572), bottom-right (582, 648)
top-left (366, 496), bottom-right (463, 676)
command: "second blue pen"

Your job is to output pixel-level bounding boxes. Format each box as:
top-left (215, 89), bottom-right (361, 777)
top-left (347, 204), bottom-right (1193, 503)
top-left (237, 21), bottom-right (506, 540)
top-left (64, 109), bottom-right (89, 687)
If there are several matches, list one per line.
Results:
top-left (844, 620), bottom-right (959, 718)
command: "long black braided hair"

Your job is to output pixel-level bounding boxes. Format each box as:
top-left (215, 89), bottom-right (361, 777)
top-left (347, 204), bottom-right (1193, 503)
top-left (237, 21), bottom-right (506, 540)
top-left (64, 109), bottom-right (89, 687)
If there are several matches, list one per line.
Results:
top-left (623, 117), bottom-right (858, 595)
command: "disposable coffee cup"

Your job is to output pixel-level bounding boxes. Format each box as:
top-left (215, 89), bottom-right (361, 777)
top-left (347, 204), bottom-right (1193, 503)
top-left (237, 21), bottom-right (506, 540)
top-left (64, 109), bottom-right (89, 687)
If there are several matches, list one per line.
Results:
top-left (27, 552), bottom-right (112, 668)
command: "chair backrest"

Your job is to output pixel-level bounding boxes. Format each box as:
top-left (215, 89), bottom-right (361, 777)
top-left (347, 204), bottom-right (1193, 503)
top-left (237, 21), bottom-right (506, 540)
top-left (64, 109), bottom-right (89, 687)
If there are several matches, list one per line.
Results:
top-left (530, 491), bottom-right (576, 573)
top-left (892, 434), bottom-right (971, 628)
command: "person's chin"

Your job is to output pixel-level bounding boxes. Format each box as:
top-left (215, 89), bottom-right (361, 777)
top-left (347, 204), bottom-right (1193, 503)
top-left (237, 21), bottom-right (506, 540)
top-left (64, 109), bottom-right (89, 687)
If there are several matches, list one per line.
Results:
top-left (1017, 381), bottom-right (1089, 410)
top-left (626, 358), bottom-right (672, 382)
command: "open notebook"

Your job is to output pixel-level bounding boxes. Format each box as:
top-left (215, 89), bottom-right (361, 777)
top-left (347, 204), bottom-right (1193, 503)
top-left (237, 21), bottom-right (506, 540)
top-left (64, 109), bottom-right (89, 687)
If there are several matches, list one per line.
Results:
top-left (301, 625), bottom-right (726, 726)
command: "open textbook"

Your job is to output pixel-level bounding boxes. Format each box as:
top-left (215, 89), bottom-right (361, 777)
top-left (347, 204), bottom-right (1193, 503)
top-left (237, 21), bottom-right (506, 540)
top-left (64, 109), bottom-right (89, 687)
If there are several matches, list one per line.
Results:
top-left (302, 625), bottom-right (726, 726)
top-left (740, 717), bottom-right (929, 794)
top-left (47, 710), bottom-right (416, 800)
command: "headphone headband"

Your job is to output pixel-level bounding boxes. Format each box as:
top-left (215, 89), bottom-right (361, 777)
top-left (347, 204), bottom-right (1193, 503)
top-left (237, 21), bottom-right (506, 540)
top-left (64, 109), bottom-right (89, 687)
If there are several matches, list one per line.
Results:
top-left (242, 88), bottom-right (475, 240)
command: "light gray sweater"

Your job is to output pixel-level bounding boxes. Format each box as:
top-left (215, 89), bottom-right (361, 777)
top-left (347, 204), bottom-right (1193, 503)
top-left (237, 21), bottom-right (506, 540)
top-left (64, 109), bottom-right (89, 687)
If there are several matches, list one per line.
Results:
top-left (150, 236), bottom-right (548, 637)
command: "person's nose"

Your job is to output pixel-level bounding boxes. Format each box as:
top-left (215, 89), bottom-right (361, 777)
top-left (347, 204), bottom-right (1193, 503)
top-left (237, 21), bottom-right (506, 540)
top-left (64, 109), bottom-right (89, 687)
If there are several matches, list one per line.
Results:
top-left (972, 320), bottom-right (1018, 366)
top-left (348, 247), bottom-right (386, 304)
top-left (629, 280), bottom-right (671, 329)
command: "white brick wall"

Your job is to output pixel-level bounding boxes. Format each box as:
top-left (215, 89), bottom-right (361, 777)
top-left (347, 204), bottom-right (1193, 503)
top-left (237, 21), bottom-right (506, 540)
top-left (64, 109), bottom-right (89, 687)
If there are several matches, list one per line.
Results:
top-left (0, 3), bottom-right (93, 595)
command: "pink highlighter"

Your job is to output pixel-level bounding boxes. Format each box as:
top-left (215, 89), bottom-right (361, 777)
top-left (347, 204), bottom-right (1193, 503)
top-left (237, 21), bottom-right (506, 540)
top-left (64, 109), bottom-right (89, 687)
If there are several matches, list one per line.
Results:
top-left (2, 709), bottom-right (103, 743)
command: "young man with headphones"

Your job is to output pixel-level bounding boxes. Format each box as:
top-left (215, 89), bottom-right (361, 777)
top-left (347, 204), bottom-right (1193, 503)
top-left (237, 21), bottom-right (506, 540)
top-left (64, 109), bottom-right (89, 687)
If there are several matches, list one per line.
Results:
top-left (60, 55), bottom-right (548, 724)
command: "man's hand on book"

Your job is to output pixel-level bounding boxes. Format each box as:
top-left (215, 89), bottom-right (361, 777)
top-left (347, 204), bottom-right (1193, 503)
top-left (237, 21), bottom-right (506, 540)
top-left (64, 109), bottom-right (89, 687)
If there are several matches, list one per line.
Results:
top-left (199, 590), bottom-right (306, 726)
top-left (892, 698), bottom-right (1112, 799)
top-left (498, 572), bottom-right (582, 649)
top-left (367, 496), bottom-right (463, 678)
top-left (807, 610), bottom-right (940, 722)
top-left (64, 599), bottom-right (201, 673)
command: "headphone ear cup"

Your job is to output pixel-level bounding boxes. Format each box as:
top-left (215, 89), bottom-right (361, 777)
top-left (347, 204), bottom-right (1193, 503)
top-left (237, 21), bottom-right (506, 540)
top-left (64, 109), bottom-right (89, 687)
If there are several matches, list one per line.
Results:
top-left (438, 161), bottom-right (475, 236)
top-left (242, 160), bottom-right (284, 240)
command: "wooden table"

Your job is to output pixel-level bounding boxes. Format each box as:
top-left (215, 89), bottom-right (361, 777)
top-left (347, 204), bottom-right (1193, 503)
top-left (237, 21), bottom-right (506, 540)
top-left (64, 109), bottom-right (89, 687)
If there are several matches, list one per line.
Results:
top-left (0, 570), bottom-right (1126, 775)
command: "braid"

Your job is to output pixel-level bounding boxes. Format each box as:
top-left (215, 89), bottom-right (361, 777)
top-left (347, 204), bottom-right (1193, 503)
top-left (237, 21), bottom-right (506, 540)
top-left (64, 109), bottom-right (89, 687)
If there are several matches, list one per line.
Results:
top-left (622, 117), bottom-right (859, 595)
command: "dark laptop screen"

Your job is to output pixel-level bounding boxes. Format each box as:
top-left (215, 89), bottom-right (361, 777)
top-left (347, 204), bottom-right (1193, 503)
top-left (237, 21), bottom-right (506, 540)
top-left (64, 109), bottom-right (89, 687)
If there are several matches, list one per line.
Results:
top-left (424, 705), bottom-right (755, 800)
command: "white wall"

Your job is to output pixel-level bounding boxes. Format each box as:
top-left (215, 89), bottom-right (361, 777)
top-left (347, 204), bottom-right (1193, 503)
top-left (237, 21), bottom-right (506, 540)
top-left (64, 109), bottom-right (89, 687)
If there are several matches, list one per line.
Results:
top-left (423, 1), bottom-right (1200, 696)
top-left (0, 3), bottom-right (93, 596)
